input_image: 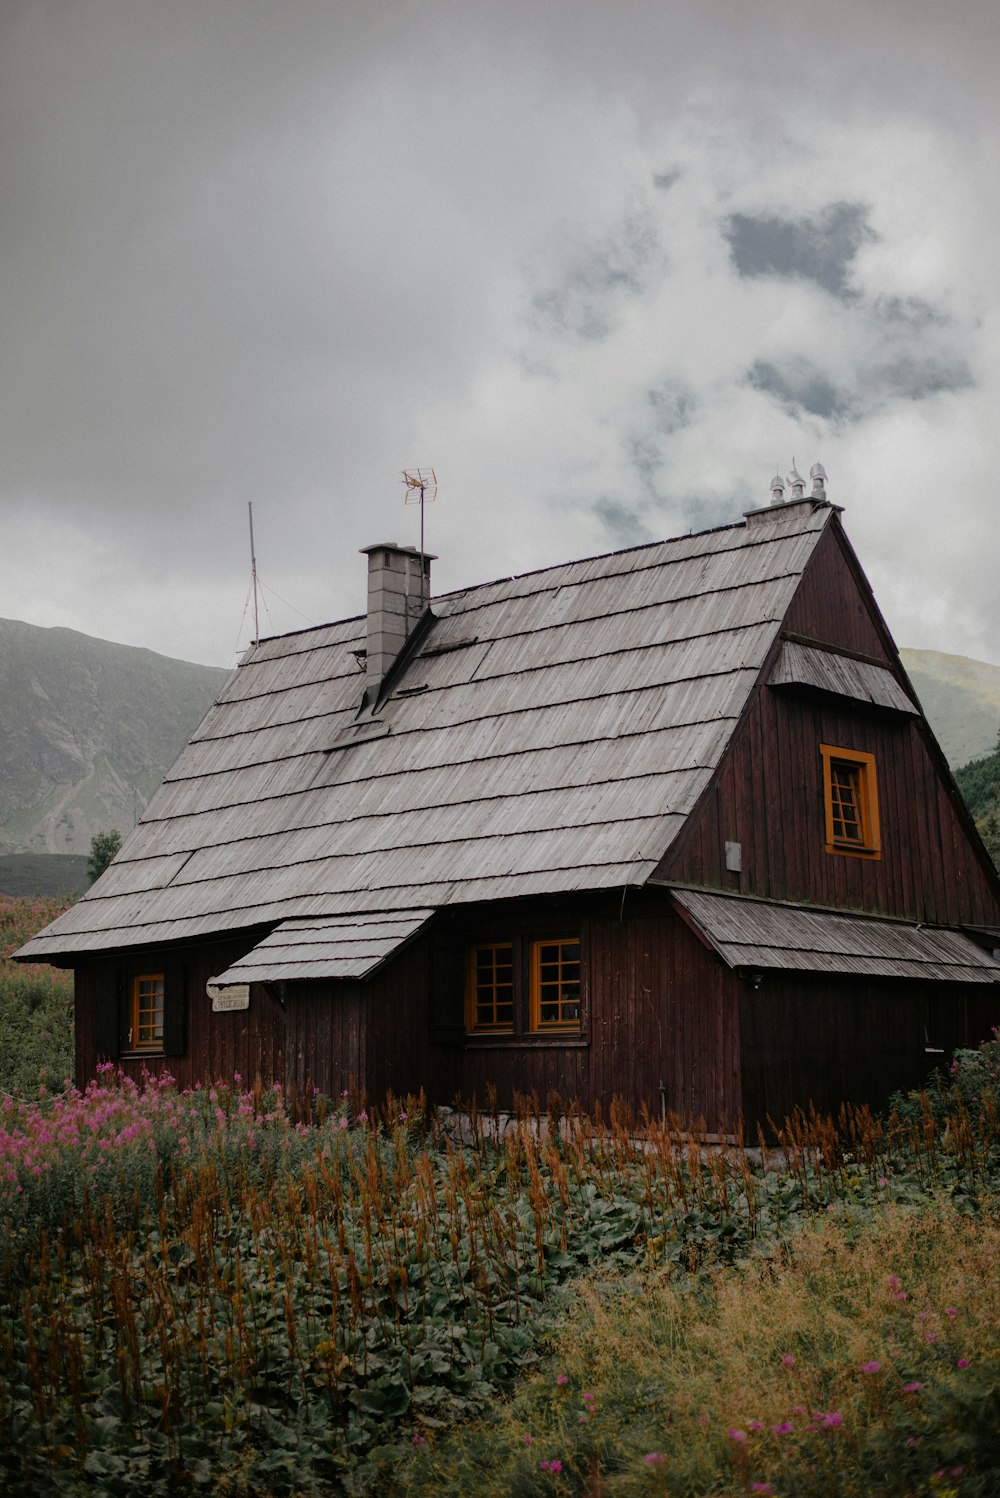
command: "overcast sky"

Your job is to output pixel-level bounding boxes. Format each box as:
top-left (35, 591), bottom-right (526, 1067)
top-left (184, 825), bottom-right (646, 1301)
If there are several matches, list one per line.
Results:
top-left (2, 0), bottom-right (998, 669)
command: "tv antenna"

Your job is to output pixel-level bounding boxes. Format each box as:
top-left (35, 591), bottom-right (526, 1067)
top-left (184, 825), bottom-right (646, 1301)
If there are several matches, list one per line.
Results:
top-left (402, 467), bottom-right (437, 610)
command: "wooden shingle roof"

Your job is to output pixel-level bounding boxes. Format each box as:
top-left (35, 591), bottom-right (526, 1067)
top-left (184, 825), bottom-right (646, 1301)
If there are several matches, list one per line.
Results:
top-left (20, 500), bottom-right (834, 959)
top-left (672, 888), bottom-right (1000, 983)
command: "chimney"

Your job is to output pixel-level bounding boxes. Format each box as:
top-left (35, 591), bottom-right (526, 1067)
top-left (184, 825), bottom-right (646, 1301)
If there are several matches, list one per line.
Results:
top-left (359, 542), bottom-right (433, 700)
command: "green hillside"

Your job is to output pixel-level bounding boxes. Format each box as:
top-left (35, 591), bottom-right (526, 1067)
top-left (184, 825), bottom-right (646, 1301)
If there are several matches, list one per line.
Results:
top-left (0, 618), bottom-right (230, 857)
top-left (901, 647), bottom-right (1000, 768)
top-left (953, 738), bottom-right (1000, 869)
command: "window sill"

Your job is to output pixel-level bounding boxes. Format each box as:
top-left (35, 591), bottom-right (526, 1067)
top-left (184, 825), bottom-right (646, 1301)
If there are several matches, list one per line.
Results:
top-left (120, 1050), bottom-right (166, 1061)
top-left (464, 1033), bottom-right (589, 1049)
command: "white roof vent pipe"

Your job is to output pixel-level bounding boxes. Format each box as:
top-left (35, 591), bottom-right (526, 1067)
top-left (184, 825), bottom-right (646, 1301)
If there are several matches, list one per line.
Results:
top-left (810, 461), bottom-right (828, 498)
top-left (786, 461), bottom-right (805, 499)
top-left (769, 470), bottom-right (786, 506)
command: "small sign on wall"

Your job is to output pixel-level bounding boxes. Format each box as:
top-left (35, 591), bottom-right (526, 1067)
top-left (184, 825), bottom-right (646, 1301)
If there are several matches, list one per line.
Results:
top-left (207, 982), bottom-right (250, 1012)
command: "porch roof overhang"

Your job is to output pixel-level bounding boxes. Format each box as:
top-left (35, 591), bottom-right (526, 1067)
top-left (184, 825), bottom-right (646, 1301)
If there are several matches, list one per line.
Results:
top-left (208, 908), bottom-right (434, 986)
top-left (671, 888), bottom-right (1000, 983)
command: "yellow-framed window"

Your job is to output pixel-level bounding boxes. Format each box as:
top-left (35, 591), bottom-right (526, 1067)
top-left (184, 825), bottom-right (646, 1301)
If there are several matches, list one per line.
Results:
top-left (465, 943), bottom-right (514, 1032)
top-left (530, 938), bottom-right (582, 1031)
top-left (820, 745), bottom-right (881, 859)
top-left (130, 973), bottom-right (165, 1051)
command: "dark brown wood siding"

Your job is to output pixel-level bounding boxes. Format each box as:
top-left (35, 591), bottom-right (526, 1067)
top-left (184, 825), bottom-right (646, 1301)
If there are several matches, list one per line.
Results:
top-left (740, 975), bottom-right (999, 1129)
top-left (585, 897), bottom-right (740, 1130)
top-left (782, 521), bottom-right (896, 663)
top-left (380, 893), bottom-right (744, 1133)
top-left (284, 979), bottom-right (366, 1100)
top-left (663, 684), bottom-right (1000, 926)
top-left (74, 936), bottom-right (286, 1090)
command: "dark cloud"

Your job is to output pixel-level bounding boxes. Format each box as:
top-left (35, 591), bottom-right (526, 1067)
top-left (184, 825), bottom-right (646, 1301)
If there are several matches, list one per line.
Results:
top-left (532, 207), bottom-right (661, 340)
top-left (652, 168), bottom-right (682, 191)
top-left (724, 202), bottom-right (876, 300)
top-left (748, 359), bottom-right (851, 420)
top-left (593, 497), bottom-right (653, 548)
top-left (646, 379), bottom-right (697, 433)
top-left (871, 294), bottom-right (947, 329)
top-left (869, 356), bottom-right (974, 403)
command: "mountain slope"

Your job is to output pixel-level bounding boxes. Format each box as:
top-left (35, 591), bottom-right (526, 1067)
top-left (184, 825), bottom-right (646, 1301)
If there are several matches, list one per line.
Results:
top-left (0, 618), bottom-right (231, 855)
top-left (900, 648), bottom-right (1000, 769)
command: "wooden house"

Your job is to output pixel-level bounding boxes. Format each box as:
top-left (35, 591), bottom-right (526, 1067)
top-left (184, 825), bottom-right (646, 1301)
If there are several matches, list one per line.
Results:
top-left (19, 471), bottom-right (1000, 1130)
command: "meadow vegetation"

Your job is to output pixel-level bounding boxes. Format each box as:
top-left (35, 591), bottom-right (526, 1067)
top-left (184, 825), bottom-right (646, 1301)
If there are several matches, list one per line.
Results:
top-left (2, 1053), bottom-right (1000, 1496)
top-left (0, 895), bottom-right (75, 1094)
top-left (2, 894), bottom-right (1000, 1495)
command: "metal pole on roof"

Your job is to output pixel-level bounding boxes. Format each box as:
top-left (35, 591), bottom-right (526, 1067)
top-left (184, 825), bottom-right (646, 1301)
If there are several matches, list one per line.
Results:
top-left (248, 502), bottom-right (260, 643)
top-left (402, 468), bottom-right (438, 612)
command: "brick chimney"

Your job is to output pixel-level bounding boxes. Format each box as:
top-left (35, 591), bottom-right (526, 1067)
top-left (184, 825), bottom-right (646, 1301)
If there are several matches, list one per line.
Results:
top-left (359, 543), bottom-right (433, 700)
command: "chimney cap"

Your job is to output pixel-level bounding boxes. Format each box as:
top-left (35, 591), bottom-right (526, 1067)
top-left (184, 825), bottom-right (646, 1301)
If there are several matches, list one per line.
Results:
top-left (360, 541), bottom-right (438, 560)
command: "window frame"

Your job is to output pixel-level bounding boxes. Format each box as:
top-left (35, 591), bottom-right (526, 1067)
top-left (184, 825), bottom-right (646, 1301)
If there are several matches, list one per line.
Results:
top-left (465, 941), bottom-right (515, 1033)
top-left (462, 932), bottom-right (585, 1041)
top-left (529, 937), bottom-right (583, 1033)
top-left (819, 744), bottom-right (881, 860)
top-left (129, 971), bottom-right (166, 1053)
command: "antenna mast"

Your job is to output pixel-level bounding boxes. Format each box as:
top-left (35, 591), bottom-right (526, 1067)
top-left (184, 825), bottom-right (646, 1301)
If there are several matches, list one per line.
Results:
top-left (402, 468), bottom-right (438, 610)
top-left (248, 502), bottom-right (260, 643)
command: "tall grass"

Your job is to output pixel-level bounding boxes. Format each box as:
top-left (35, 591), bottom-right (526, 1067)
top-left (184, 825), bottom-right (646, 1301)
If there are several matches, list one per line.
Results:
top-left (2, 1048), bottom-right (1000, 1495)
top-left (0, 895), bottom-right (75, 1094)
top-left (403, 1203), bottom-right (1000, 1497)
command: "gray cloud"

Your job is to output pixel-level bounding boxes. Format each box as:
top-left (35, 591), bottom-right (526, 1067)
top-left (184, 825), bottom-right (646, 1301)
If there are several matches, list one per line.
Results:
top-left (593, 497), bottom-right (653, 548)
top-left (531, 206), bottom-right (661, 341)
top-left (724, 202), bottom-right (876, 300)
top-left (869, 356), bottom-right (974, 403)
top-left (0, 0), bottom-right (998, 670)
top-left (747, 351), bottom-right (974, 424)
top-left (748, 359), bottom-right (851, 421)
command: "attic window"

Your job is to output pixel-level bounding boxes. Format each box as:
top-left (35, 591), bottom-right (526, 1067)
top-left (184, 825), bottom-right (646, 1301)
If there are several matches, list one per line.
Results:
top-left (130, 973), bottom-right (165, 1052)
top-left (820, 745), bottom-right (881, 860)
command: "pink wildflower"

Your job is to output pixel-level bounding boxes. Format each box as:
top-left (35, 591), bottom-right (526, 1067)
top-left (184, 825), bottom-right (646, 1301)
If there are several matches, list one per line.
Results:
top-left (861, 1361), bottom-right (882, 1374)
top-left (751, 1486), bottom-right (774, 1496)
top-left (643, 1453), bottom-right (666, 1465)
top-left (906, 1436), bottom-right (919, 1448)
top-left (748, 1419), bottom-right (763, 1431)
top-left (411, 1434), bottom-right (426, 1445)
top-left (772, 1421), bottom-right (794, 1436)
top-left (957, 1358), bottom-right (970, 1369)
top-left (540, 1458), bottom-right (563, 1473)
top-left (902, 1382), bottom-right (923, 1394)
top-left (727, 1428), bottom-right (747, 1443)
top-left (819, 1411), bottom-right (843, 1428)
top-left (582, 1391), bottom-right (596, 1404)
top-left (555, 1373), bottom-right (569, 1386)
top-left (945, 1307), bottom-right (958, 1318)
top-left (522, 1434), bottom-right (535, 1445)
top-left (781, 1354), bottom-right (796, 1367)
